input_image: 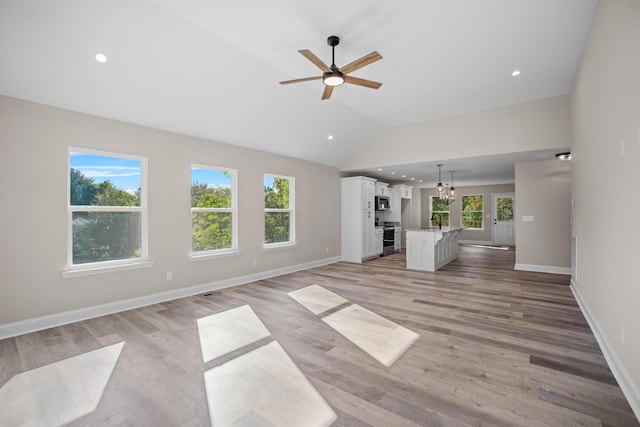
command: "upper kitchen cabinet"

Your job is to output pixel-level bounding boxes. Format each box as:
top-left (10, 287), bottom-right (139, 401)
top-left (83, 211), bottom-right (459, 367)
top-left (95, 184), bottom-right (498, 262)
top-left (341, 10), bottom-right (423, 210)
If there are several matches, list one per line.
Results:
top-left (362, 178), bottom-right (375, 210)
top-left (375, 182), bottom-right (390, 197)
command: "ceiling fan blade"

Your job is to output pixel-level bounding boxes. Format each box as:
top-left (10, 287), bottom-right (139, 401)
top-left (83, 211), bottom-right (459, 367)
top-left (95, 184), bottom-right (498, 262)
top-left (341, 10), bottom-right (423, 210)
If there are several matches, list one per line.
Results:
top-left (344, 75), bottom-right (382, 89)
top-left (299, 49), bottom-right (331, 72)
top-left (279, 76), bottom-right (322, 85)
top-left (340, 51), bottom-right (382, 75)
top-left (321, 85), bottom-right (334, 100)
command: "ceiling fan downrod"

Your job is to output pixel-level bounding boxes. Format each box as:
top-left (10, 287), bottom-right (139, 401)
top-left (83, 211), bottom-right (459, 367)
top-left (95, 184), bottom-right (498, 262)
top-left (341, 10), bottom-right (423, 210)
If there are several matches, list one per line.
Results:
top-left (327, 35), bottom-right (340, 70)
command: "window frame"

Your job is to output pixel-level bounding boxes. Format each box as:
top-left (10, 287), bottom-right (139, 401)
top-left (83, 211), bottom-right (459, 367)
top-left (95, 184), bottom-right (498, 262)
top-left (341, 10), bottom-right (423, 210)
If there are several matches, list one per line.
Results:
top-left (190, 164), bottom-right (239, 258)
top-left (429, 195), bottom-right (450, 227)
top-left (461, 194), bottom-right (484, 230)
top-left (65, 147), bottom-right (149, 275)
top-left (264, 173), bottom-right (295, 248)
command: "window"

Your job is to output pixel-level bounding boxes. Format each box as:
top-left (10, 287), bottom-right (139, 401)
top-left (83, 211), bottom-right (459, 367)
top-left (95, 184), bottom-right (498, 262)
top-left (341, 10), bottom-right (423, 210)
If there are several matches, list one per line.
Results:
top-left (68, 148), bottom-right (147, 268)
top-left (430, 196), bottom-right (450, 226)
top-left (461, 194), bottom-right (483, 229)
top-left (191, 165), bottom-right (238, 255)
top-left (496, 196), bottom-right (514, 221)
top-left (264, 174), bottom-right (295, 246)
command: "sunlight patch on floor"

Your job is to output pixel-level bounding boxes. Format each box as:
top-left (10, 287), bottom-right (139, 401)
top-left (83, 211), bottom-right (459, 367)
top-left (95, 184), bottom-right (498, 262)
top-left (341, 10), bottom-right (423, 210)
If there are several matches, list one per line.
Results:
top-left (288, 285), bottom-right (419, 367)
top-left (204, 341), bottom-right (336, 427)
top-left (197, 304), bottom-right (271, 363)
top-left (0, 342), bottom-right (124, 427)
top-left (288, 284), bottom-right (347, 315)
top-left (198, 304), bottom-right (337, 426)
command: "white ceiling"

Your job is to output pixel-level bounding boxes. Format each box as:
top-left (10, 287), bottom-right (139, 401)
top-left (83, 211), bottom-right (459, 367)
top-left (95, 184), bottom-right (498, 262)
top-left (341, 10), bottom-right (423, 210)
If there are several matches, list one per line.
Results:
top-left (0, 0), bottom-right (596, 184)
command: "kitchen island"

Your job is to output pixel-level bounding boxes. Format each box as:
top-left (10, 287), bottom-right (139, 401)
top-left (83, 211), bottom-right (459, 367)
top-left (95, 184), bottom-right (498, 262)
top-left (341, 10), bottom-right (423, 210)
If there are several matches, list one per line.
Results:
top-left (405, 227), bottom-right (464, 271)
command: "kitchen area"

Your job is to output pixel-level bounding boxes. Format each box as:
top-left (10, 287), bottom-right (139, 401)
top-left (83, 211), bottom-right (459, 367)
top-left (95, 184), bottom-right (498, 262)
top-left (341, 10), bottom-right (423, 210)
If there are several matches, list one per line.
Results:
top-left (340, 176), bottom-right (413, 263)
top-left (341, 176), bottom-right (463, 272)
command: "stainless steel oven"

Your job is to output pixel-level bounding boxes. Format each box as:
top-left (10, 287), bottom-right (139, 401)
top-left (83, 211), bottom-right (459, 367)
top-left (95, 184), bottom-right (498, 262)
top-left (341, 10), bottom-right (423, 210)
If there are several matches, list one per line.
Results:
top-left (383, 226), bottom-right (395, 256)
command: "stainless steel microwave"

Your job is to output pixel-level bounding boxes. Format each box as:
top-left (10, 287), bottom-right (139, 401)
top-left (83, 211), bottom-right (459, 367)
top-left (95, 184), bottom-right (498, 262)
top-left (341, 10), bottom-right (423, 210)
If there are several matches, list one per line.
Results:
top-left (375, 196), bottom-right (390, 211)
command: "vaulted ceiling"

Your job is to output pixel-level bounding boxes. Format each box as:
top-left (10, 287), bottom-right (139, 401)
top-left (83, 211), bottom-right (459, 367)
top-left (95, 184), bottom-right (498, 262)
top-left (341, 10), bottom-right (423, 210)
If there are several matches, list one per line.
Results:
top-left (0, 0), bottom-right (597, 184)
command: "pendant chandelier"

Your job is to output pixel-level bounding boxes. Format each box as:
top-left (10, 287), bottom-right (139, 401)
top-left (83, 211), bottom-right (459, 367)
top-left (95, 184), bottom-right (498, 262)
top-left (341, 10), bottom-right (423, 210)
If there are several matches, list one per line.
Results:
top-left (436, 164), bottom-right (456, 205)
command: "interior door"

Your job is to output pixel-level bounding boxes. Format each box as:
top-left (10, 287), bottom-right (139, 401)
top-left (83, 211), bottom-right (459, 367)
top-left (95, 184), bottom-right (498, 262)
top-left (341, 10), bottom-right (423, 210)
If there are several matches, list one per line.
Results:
top-left (493, 193), bottom-right (515, 246)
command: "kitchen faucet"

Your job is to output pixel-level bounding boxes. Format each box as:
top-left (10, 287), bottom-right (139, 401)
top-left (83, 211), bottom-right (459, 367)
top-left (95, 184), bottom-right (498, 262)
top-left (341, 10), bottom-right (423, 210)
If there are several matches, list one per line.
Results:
top-left (430, 213), bottom-right (442, 229)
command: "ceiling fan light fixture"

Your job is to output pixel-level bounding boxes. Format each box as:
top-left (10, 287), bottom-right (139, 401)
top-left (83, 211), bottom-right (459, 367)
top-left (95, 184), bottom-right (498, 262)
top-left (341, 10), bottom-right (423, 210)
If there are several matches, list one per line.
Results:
top-left (323, 71), bottom-right (345, 86)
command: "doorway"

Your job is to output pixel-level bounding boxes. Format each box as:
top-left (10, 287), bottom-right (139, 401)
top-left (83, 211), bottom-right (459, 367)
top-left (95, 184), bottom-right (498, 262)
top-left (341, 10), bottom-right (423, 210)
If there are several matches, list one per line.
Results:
top-left (492, 193), bottom-right (515, 246)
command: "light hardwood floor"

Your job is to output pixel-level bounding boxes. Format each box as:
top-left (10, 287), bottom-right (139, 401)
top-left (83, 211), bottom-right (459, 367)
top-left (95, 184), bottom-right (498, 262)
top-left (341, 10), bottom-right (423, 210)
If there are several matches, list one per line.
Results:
top-left (0, 245), bottom-right (638, 426)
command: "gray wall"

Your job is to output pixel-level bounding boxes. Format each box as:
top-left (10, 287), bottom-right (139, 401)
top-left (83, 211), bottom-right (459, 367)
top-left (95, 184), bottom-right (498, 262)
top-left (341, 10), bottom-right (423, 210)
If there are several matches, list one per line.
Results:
top-left (514, 159), bottom-right (571, 271)
top-left (570, 0), bottom-right (640, 410)
top-left (0, 96), bottom-right (341, 326)
top-left (343, 96), bottom-right (571, 171)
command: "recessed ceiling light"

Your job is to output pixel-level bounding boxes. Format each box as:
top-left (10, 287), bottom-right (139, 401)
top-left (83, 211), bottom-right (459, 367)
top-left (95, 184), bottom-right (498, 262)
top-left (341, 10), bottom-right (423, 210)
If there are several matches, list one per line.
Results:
top-left (418, 180), bottom-right (423, 183)
top-left (327, 135), bottom-right (334, 140)
top-left (95, 53), bottom-right (108, 63)
top-left (377, 168), bottom-right (383, 171)
top-left (390, 172), bottom-right (396, 175)
top-left (511, 70), bottom-right (521, 77)
top-left (410, 178), bottom-right (415, 181)
top-left (401, 175), bottom-right (406, 178)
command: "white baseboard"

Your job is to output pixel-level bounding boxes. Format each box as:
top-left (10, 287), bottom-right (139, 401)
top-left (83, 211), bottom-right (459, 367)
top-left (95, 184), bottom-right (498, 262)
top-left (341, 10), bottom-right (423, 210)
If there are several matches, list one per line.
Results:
top-left (0, 256), bottom-right (341, 340)
top-left (458, 240), bottom-right (494, 245)
top-left (514, 263), bottom-right (571, 275)
top-left (570, 284), bottom-right (640, 421)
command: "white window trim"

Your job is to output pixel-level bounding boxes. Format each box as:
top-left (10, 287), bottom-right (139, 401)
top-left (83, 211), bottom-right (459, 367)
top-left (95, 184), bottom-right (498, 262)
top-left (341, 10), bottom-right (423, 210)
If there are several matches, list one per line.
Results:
top-left (461, 194), bottom-right (484, 230)
top-left (264, 173), bottom-right (295, 248)
top-left (65, 147), bottom-right (148, 276)
top-left (429, 195), bottom-right (450, 225)
top-left (190, 164), bottom-right (239, 258)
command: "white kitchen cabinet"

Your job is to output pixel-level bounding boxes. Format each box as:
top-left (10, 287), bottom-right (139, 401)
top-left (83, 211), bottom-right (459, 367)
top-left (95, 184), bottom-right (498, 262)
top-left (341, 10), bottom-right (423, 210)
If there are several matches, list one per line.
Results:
top-left (394, 226), bottom-right (401, 253)
top-left (375, 227), bottom-right (384, 255)
top-left (375, 182), bottom-right (389, 197)
top-left (362, 179), bottom-right (375, 209)
top-left (362, 211), bottom-right (376, 258)
top-left (341, 176), bottom-right (377, 263)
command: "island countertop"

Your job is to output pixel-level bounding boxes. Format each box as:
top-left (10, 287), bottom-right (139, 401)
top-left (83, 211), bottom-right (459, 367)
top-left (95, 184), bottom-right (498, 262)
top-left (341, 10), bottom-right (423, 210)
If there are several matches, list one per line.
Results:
top-left (405, 226), bottom-right (465, 232)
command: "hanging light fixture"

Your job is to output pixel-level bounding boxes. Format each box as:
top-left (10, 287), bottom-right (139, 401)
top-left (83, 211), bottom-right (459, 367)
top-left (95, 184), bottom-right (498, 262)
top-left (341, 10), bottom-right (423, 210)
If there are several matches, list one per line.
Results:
top-left (436, 164), bottom-right (444, 196)
top-left (435, 165), bottom-right (456, 205)
top-left (446, 171), bottom-right (456, 203)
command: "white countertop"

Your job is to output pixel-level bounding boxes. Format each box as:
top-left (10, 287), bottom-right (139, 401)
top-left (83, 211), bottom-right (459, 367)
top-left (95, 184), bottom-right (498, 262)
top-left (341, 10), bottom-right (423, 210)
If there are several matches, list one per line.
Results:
top-left (406, 227), bottom-right (465, 232)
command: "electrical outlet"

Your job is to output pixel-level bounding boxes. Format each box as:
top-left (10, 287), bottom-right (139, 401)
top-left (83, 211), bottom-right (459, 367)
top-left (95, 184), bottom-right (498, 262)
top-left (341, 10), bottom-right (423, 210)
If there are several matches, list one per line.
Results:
top-left (252, 258), bottom-right (258, 267)
top-left (166, 272), bottom-right (173, 281)
top-left (326, 247), bottom-right (329, 253)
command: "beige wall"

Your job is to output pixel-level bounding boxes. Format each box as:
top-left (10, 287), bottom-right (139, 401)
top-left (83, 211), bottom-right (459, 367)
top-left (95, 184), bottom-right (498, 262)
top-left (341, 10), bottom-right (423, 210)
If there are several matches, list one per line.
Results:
top-left (514, 159), bottom-right (571, 271)
top-left (571, 0), bottom-right (640, 411)
top-left (342, 96), bottom-right (571, 171)
top-left (421, 184), bottom-right (515, 243)
top-left (0, 96), bottom-right (341, 326)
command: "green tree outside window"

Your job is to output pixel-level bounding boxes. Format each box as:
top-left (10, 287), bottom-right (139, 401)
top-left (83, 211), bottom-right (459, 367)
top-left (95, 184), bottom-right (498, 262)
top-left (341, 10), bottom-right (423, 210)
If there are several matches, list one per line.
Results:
top-left (430, 196), bottom-right (450, 226)
top-left (69, 151), bottom-right (143, 265)
top-left (462, 195), bottom-right (483, 229)
top-left (265, 175), bottom-right (293, 244)
top-left (191, 167), bottom-right (235, 252)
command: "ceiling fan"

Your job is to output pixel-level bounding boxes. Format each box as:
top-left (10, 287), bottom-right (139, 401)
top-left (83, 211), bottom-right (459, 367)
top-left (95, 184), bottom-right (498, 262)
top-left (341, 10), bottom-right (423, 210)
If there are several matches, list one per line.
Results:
top-left (279, 36), bottom-right (382, 100)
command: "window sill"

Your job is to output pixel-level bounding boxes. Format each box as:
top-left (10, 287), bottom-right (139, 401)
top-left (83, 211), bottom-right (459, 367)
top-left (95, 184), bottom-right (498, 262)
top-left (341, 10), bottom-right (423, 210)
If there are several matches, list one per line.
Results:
top-left (190, 250), bottom-right (243, 262)
top-left (62, 261), bottom-right (154, 279)
top-left (264, 242), bottom-right (297, 251)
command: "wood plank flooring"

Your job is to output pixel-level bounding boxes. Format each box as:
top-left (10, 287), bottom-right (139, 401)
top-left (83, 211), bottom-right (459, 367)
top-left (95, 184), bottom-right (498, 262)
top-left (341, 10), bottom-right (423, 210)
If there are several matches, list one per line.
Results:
top-left (0, 245), bottom-right (638, 426)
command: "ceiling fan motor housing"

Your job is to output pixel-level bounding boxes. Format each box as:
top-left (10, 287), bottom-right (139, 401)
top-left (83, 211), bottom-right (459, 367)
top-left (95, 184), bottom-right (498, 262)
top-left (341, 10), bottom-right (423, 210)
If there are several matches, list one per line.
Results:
top-left (327, 35), bottom-right (340, 47)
